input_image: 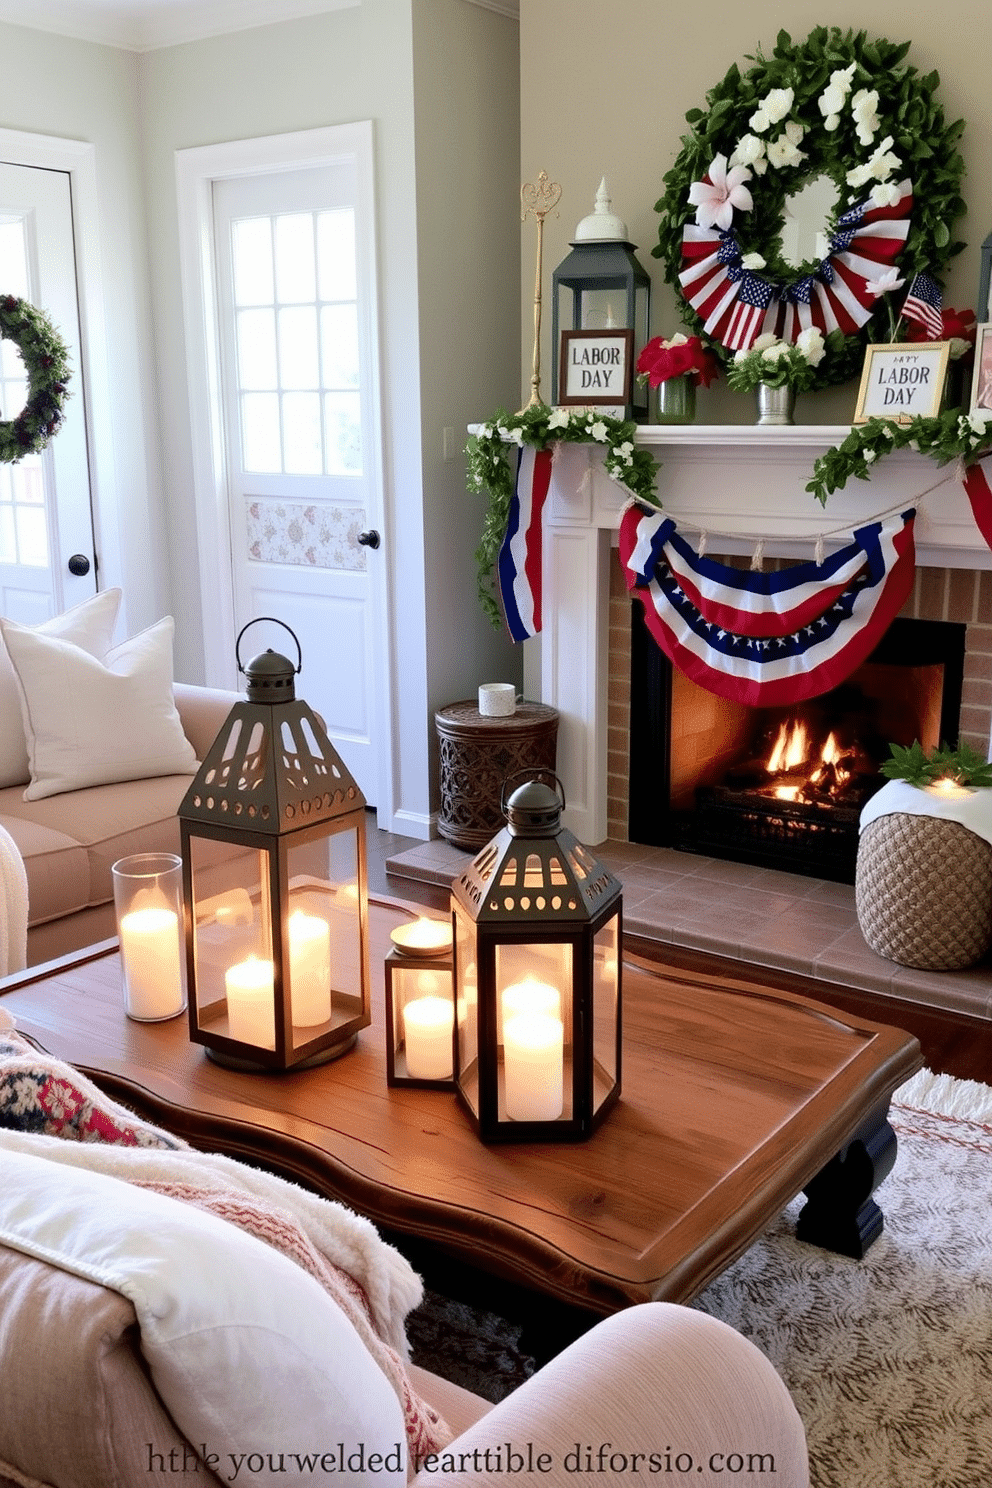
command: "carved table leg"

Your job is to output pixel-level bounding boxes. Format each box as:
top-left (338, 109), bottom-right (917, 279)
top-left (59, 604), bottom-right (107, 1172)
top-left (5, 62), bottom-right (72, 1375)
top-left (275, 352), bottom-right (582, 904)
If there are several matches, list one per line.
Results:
top-left (796, 1101), bottom-right (898, 1259)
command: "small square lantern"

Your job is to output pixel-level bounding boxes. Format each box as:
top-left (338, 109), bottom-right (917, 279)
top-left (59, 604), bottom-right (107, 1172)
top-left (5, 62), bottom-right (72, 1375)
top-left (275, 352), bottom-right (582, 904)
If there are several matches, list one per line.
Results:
top-left (451, 773), bottom-right (622, 1142)
top-left (384, 916), bottom-right (456, 1089)
top-left (178, 621), bottom-right (370, 1072)
top-left (551, 178), bottom-right (651, 422)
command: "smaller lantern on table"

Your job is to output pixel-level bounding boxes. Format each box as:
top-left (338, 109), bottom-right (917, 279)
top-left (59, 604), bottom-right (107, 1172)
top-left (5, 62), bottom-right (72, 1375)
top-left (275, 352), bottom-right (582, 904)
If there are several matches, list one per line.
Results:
top-left (384, 916), bottom-right (456, 1088)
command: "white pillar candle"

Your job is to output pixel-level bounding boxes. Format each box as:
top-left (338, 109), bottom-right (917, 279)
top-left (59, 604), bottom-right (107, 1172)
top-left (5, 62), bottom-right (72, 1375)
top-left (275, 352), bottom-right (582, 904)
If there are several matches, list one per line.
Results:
top-left (403, 995), bottom-right (454, 1080)
top-left (288, 909), bottom-right (331, 1027)
top-left (390, 916), bottom-right (453, 955)
top-left (225, 955), bottom-right (276, 1048)
top-left (503, 1011), bottom-right (564, 1122)
top-left (120, 905), bottom-right (184, 1020)
top-left (500, 976), bottom-right (561, 1042)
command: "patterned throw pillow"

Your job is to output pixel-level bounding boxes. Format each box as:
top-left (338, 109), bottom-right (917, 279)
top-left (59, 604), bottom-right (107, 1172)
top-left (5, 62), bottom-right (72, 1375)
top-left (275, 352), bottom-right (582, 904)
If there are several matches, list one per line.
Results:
top-left (0, 1031), bottom-right (184, 1148)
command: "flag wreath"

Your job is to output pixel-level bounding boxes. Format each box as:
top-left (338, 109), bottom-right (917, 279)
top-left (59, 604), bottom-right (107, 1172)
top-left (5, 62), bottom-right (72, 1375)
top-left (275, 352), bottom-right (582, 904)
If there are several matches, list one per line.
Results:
top-left (617, 504), bottom-right (917, 707)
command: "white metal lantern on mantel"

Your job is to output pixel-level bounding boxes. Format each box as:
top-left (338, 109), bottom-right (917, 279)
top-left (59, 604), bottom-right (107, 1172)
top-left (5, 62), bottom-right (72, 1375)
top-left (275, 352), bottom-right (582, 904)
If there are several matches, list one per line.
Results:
top-left (178, 620), bottom-right (371, 1072)
top-left (451, 773), bottom-right (623, 1142)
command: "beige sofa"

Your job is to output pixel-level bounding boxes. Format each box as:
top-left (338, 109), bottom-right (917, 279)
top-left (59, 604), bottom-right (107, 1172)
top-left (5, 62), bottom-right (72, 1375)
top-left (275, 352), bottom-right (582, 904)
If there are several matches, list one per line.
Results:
top-left (1, 681), bottom-right (238, 968)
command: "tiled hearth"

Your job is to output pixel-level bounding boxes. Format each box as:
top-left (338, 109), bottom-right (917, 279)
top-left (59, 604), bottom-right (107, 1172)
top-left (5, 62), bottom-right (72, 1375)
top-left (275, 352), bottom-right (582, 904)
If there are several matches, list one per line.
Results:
top-left (385, 834), bottom-right (992, 1023)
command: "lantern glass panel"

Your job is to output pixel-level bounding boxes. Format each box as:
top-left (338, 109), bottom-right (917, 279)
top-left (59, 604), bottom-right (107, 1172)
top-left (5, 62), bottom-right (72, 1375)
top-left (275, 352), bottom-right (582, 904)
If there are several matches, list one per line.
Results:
top-left (579, 286), bottom-right (627, 331)
top-left (188, 837), bottom-right (273, 1045)
top-left (454, 908), bottom-right (479, 1107)
top-left (593, 914), bottom-right (620, 1114)
top-left (284, 829), bottom-right (363, 1050)
top-left (497, 941), bottom-right (572, 1126)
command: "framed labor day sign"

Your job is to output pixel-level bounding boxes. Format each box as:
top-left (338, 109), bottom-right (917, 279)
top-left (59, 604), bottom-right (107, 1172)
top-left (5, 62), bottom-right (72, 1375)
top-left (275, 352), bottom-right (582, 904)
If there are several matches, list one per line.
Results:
top-left (853, 341), bottom-right (950, 424)
top-left (558, 328), bottom-right (634, 408)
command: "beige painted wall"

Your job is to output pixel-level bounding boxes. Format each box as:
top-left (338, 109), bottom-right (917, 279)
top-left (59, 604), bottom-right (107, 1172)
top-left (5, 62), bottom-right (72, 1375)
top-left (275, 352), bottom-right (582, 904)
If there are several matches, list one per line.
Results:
top-left (520, 0), bottom-right (991, 425)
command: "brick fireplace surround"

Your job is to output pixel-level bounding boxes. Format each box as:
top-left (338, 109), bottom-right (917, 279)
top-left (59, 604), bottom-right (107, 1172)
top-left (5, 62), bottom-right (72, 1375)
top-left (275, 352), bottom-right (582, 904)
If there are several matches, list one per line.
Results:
top-left (394, 424), bottom-right (992, 1028)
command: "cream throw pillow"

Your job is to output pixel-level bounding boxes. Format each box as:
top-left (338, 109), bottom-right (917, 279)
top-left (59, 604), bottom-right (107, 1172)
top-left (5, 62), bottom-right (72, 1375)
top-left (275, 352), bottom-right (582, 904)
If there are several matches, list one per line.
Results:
top-left (0, 587), bottom-right (122, 789)
top-left (0, 613), bottom-right (198, 801)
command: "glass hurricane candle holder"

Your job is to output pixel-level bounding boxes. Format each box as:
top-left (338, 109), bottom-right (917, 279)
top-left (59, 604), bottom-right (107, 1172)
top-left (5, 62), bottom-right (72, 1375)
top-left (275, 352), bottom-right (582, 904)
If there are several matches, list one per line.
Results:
top-left (112, 853), bottom-right (187, 1022)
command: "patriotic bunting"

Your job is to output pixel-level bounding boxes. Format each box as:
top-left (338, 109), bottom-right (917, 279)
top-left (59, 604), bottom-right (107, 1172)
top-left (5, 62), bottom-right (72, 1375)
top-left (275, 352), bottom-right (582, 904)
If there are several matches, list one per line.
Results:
top-left (962, 459), bottom-right (992, 551)
top-left (496, 445), bottom-right (553, 642)
top-left (678, 183), bottom-right (913, 355)
top-left (619, 505), bottom-right (917, 707)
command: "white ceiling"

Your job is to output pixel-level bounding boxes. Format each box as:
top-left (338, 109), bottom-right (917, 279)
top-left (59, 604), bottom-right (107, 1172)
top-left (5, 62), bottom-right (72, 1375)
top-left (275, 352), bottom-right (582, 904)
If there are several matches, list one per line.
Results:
top-left (0, 0), bottom-right (517, 52)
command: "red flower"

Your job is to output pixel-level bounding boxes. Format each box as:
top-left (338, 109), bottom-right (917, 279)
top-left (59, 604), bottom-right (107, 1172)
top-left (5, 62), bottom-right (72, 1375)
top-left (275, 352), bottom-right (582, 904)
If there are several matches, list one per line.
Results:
top-left (636, 334), bottom-right (721, 388)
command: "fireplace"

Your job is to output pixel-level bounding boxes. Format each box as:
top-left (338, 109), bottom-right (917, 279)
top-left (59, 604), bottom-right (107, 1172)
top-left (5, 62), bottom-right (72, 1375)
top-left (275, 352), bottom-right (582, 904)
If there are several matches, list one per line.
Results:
top-left (628, 607), bottom-right (966, 883)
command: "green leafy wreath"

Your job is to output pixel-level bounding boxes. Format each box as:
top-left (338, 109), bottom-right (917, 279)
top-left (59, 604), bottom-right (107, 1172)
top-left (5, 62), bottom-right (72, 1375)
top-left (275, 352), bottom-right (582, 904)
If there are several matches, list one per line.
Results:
top-left (653, 27), bottom-right (966, 389)
top-left (0, 295), bottom-right (72, 465)
top-left (466, 405), bottom-right (660, 629)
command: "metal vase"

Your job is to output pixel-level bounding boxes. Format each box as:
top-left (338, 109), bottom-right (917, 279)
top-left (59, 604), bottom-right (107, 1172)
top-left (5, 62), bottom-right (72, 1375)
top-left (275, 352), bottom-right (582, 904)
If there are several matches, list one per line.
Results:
top-left (755, 382), bottom-right (796, 426)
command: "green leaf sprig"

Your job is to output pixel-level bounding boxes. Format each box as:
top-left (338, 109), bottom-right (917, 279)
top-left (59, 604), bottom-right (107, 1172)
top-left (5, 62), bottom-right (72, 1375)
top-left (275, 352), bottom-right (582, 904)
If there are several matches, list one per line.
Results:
top-left (880, 739), bottom-right (992, 789)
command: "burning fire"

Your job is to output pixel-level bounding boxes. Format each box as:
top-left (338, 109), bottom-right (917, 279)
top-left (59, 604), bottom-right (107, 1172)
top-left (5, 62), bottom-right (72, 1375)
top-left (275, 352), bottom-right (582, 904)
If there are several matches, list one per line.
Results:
top-left (763, 720), bottom-right (854, 803)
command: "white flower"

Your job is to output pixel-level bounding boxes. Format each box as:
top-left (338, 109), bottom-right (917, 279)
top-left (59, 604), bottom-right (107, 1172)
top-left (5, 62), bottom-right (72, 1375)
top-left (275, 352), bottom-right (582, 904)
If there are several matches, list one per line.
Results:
top-left (729, 134), bottom-right (767, 174)
top-left (761, 343), bottom-right (790, 364)
top-left (688, 154), bottom-right (754, 231)
top-left (767, 133), bottom-right (806, 171)
top-left (506, 427), bottom-right (525, 447)
top-left (948, 337), bottom-right (971, 361)
top-left (881, 424), bottom-right (896, 439)
top-left (547, 407), bottom-right (572, 429)
top-left (864, 267), bottom-right (905, 299)
top-left (750, 86), bottom-right (795, 133)
top-left (863, 449), bottom-right (877, 464)
top-left (870, 182), bottom-right (904, 210)
top-left (868, 136), bottom-right (901, 182)
top-left (846, 163), bottom-right (874, 190)
top-left (741, 252), bottom-right (767, 270)
top-left (589, 420), bottom-right (608, 442)
top-left (479, 424), bottom-right (493, 439)
top-left (851, 88), bottom-right (881, 145)
top-left (663, 333), bottom-right (689, 348)
top-left (818, 63), bottom-right (856, 122)
top-left (752, 332), bottom-right (780, 351)
top-left (796, 326), bottom-right (826, 367)
top-left (733, 348), bottom-right (748, 362)
top-left (614, 440), bottom-right (635, 466)
top-left (968, 409), bottom-right (992, 433)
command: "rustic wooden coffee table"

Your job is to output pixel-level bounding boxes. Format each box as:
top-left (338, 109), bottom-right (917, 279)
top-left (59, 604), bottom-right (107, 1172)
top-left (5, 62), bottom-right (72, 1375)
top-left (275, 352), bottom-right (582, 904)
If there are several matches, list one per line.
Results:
top-left (1, 897), bottom-right (921, 1320)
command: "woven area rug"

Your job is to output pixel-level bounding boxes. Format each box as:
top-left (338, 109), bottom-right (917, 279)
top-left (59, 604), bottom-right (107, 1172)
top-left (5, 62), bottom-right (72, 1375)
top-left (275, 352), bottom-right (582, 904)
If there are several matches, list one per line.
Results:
top-left (409, 1070), bottom-right (992, 1487)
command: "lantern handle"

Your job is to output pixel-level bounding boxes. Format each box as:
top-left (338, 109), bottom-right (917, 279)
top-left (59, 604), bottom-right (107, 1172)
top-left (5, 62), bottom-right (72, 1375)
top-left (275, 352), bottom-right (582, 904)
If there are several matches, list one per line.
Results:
top-left (500, 768), bottom-right (566, 818)
top-left (235, 617), bottom-right (303, 678)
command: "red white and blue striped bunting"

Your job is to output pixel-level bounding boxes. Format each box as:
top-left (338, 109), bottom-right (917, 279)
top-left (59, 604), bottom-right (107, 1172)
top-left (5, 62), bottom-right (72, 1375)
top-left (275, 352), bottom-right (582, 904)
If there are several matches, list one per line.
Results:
top-left (619, 504), bottom-right (917, 706)
top-left (962, 458), bottom-right (992, 550)
top-left (497, 445), bottom-right (553, 642)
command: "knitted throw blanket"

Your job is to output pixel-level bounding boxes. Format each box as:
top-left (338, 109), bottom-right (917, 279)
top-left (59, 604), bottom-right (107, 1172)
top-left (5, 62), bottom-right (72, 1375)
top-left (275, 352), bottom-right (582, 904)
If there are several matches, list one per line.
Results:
top-left (0, 1031), bottom-right (453, 1470)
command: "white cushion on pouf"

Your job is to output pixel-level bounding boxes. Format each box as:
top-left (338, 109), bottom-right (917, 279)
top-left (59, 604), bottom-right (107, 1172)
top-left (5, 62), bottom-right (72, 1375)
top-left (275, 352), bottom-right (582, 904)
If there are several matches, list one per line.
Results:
top-left (860, 778), bottom-right (992, 845)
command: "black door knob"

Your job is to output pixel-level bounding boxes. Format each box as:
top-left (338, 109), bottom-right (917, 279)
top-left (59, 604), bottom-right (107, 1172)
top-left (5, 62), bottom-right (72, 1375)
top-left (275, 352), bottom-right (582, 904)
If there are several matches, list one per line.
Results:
top-left (67, 553), bottom-right (91, 576)
top-left (357, 530), bottom-right (380, 549)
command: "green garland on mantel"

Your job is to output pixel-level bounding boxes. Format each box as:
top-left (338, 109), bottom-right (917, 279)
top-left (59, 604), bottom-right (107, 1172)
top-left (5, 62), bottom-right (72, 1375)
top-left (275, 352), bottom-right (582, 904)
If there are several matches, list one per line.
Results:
top-left (807, 408), bottom-right (992, 505)
top-left (465, 405), bottom-right (660, 630)
top-left (0, 295), bottom-right (72, 464)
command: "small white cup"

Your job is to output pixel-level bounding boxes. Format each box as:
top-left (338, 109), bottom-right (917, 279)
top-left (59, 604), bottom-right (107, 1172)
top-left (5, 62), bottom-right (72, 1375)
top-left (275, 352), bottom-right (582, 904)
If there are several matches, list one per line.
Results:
top-left (478, 683), bottom-right (518, 717)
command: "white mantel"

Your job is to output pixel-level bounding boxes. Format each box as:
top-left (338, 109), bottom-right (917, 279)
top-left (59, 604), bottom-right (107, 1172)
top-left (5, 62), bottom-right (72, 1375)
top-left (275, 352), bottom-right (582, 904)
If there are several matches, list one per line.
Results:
top-left (527, 425), bottom-right (991, 843)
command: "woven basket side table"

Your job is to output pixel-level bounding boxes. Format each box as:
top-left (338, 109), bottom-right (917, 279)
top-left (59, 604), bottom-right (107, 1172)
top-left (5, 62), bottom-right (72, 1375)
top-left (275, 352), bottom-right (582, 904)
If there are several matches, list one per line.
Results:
top-left (855, 812), bottom-right (992, 971)
top-left (435, 701), bottom-right (559, 851)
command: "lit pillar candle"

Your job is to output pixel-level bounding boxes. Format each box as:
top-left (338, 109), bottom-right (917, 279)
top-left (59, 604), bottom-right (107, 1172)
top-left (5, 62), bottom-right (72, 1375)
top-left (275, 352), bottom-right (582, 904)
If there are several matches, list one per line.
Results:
top-left (503, 1011), bottom-right (564, 1122)
top-left (225, 955), bottom-right (276, 1048)
top-left (403, 995), bottom-right (454, 1080)
top-left (288, 909), bottom-right (331, 1027)
top-left (500, 976), bottom-right (561, 1042)
top-left (120, 904), bottom-right (184, 1020)
top-left (390, 916), bottom-right (453, 955)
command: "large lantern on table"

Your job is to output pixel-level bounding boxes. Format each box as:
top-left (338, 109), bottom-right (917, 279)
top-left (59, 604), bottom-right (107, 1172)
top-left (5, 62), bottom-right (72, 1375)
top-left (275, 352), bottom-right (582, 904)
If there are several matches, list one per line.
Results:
top-left (451, 773), bottom-right (622, 1142)
top-left (178, 622), bottom-right (370, 1071)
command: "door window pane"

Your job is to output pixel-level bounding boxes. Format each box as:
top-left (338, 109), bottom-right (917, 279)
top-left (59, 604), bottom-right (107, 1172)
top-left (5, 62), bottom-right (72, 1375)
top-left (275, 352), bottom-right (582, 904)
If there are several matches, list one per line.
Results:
top-left (317, 210), bottom-right (356, 301)
top-left (278, 306), bottom-right (320, 390)
top-left (236, 308), bottom-right (278, 390)
top-left (282, 392), bottom-right (322, 474)
top-left (232, 219), bottom-right (274, 306)
top-left (324, 393), bottom-right (361, 475)
top-left (242, 392), bottom-right (282, 472)
top-left (274, 214), bottom-right (316, 304)
top-left (320, 304), bottom-right (359, 390)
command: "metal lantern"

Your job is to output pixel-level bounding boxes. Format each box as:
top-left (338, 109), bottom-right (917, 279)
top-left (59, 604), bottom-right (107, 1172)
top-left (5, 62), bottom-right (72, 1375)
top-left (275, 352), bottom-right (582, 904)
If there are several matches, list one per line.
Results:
top-left (384, 917), bottom-right (456, 1089)
top-left (551, 178), bottom-right (651, 421)
top-left (178, 620), bottom-right (370, 1072)
top-left (451, 773), bottom-right (623, 1142)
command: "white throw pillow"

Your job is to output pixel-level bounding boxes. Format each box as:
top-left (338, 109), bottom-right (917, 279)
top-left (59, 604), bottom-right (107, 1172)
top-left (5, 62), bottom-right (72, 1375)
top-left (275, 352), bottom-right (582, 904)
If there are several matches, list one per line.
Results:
top-left (0, 587), bottom-right (122, 789)
top-left (0, 1152), bottom-right (407, 1487)
top-left (0, 613), bottom-right (198, 801)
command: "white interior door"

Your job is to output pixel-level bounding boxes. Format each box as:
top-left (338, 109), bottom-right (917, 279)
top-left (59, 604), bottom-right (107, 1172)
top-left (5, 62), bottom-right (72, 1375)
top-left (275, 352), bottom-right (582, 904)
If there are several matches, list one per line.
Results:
top-left (212, 163), bottom-right (383, 802)
top-left (0, 161), bottom-right (94, 624)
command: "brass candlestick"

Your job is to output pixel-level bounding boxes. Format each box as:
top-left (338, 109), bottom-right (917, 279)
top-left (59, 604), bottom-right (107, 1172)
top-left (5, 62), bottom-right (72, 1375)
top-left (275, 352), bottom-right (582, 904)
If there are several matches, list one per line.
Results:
top-left (519, 170), bottom-right (561, 412)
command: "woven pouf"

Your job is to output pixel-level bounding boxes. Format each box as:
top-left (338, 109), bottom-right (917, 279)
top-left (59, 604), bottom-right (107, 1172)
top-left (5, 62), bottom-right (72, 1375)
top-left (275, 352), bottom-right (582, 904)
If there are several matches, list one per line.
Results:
top-left (856, 812), bottom-right (992, 970)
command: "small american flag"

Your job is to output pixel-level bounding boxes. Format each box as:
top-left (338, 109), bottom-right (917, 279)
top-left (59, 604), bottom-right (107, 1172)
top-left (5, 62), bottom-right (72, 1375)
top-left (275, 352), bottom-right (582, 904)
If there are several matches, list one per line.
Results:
top-left (901, 272), bottom-right (943, 339)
